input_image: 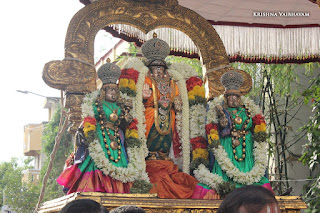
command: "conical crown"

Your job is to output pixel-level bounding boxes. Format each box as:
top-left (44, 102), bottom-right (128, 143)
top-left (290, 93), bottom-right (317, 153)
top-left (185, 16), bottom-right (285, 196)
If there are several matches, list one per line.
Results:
top-left (97, 59), bottom-right (121, 84)
top-left (221, 71), bottom-right (244, 92)
top-left (141, 33), bottom-right (170, 61)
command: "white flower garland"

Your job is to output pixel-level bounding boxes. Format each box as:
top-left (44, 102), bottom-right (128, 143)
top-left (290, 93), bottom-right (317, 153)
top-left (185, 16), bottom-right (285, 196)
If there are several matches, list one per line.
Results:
top-left (81, 88), bottom-right (149, 183)
top-left (122, 58), bottom-right (149, 159)
top-left (194, 95), bottom-right (268, 186)
top-left (189, 104), bottom-right (206, 139)
top-left (168, 63), bottom-right (198, 79)
top-left (88, 139), bottom-right (142, 183)
top-left (194, 164), bottom-right (224, 189)
top-left (167, 65), bottom-right (190, 174)
top-left (121, 58), bottom-right (197, 174)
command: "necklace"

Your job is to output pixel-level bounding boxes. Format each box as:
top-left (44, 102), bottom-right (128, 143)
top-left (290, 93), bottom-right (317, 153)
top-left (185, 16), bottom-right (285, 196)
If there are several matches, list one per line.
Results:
top-left (95, 101), bottom-right (122, 163)
top-left (102, 101), bottom-right (120, 122)
top-left (231, 105), bottom-right (251, 161)
top-left (151, 78), bottom-right (176, 135)
top-left (231, 108), bottom-right (244, 125)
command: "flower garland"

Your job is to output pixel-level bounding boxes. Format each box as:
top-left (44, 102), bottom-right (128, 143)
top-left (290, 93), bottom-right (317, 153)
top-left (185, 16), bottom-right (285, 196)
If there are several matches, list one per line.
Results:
top-left (194, 95), bottom-right (268, 186)
top-left (80, 89), bottom-right (149, 183)
top-left (166, 66), bottom-right (190, 173)
top-left (184, 76), bottom-right (208, 169)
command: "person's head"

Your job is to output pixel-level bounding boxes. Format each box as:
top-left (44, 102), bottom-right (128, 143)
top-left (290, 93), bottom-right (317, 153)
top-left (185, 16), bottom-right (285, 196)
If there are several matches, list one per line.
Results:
top-left (225, 93), bottom-right (241, 108)
top-left (59, 199), bottom-right (109, 213)
top-left (221, 70), bottom-right (244, 107)
top-left (110, 205), bottom-right (145, 213)
top-left (148, 59), bottom-right (168, 79)
top-left (217, 185), bottom-right (279, 213)
top-left (102, 83), bottom-right (119, 102)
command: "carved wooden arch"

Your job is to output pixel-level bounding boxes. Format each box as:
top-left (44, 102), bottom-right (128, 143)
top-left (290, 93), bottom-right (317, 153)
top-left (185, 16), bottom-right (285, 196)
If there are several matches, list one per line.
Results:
top-left (43, 0), bottom-right (237, 133)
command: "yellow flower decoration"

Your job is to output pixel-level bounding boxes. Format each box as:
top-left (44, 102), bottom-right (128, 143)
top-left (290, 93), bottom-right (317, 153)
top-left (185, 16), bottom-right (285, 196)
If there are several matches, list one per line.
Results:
top-left (210, 129), bottom-right (218, 135)
top-left (125, 129), bottom-right (139, 138)
top-left (120, 78), bottom-right (129, 88)
top-left (192, 148), bottom-right (209, 160)
top-left (188, 90), bottom-right (195, 100)
top-left (83, 122), bottom-right (96, 137)
top-left (254, 123), bottom-right (267, 133)
top-left (128, 79), bottom-right (136, 91)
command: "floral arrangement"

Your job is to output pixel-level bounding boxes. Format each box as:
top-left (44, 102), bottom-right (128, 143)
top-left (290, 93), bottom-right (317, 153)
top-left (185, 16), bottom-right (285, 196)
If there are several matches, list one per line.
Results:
top-left (185, 76), bottom-right (208, 170)
top-left (252, 114), bottom-right (268, 142)
top-left (194, 95), bottom-right (268, 186)
top-left (205, 123), bottom-right (220, 148)
top-left (80, 89), bottom-right (149, 184)
top-left (186, 77), bottom-right (206, 107)
top-left (119, 68), bottom-right (139, 97)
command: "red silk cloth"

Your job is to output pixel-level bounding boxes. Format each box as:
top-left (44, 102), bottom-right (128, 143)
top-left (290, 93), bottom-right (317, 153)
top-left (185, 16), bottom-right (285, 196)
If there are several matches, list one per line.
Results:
top-left (57, 165), bottom-right (132, 194)
top-left (146, 160), bottom-right (198, 199)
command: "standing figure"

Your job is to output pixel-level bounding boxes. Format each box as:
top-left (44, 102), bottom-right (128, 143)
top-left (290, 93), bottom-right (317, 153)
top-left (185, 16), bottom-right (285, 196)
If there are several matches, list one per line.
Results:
top-left (57, 60), bottom-right (133, 194)
top-left (139, 33), bottom-right (199, 198)
top-left (195, 70), bottom-right (273, 196)
top-left (214, 70), bottom-right (272, 190)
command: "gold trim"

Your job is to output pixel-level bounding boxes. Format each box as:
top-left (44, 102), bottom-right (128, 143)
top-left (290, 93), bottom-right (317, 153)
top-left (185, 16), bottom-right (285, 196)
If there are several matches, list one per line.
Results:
top-left (39, 192), bottom-right (307, 213)
top-left (151, 78), bottom-right (175, 135)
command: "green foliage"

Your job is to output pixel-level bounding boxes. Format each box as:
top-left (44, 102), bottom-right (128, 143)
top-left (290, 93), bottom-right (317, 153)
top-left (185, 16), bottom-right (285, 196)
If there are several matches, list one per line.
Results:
top-left (232, 62), bottom-right (319, 197)
top-left (40, 106), bottom-right (73, 201)
top-left (130, 180), bottom-right (153, 194)
top-left (0, 157), bottom-right (40, 213)
top-left (299, 69), bottom-right (320, 212)
top-left (190, 157), bottom-right (209, 171)
top-left (215, 182), bottom-right (237, 199)
top-left (166, 56), bottom-right (202, 77)
top-left (126, 137), bottom-right (142, 148)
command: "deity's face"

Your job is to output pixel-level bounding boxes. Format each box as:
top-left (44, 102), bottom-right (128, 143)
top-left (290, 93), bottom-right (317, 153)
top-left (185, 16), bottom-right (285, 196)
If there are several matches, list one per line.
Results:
top-left (150, 65), bottom-right (165, 79)
top-left (226, 94), bottom-right (241, 108)
top-left (104, 84), bottom-right (119, 103)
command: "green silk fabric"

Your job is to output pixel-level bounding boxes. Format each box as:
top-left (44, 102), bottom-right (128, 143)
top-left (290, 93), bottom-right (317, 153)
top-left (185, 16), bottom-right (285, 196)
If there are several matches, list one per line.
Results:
top-left (212, 107), bottom-right (269, 187)
top-left (147, 124), bottom-right (172, 153)
top-left (78, 101), bottom-right (128, 173)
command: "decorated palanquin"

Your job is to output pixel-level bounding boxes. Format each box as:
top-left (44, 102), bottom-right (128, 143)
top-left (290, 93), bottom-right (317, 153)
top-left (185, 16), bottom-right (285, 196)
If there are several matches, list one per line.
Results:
top-left (40, 0), bottom-right (307, 212)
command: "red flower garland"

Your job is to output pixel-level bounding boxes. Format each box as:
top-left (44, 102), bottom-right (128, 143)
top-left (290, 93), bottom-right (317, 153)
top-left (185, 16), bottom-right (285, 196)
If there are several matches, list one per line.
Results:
top-left (205, 123), bottom-right (218, 135)
top-left (190, 136), bottom-right (207, 150)
top-left (83, 117), bottom-right (97, 126)
top-left (120, 68), bottom-right (139, 83)
top-left (252, 114), bottom-right (266, 126)
top-left (128, 118), bottom-right (138, 130)
top-left (186, 77), bottom-right (203, 92)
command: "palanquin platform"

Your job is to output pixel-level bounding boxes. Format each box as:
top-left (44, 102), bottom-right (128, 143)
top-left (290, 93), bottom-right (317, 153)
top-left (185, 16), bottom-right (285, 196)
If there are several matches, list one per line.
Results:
top-left (38, 193), bottom-right (307, 213)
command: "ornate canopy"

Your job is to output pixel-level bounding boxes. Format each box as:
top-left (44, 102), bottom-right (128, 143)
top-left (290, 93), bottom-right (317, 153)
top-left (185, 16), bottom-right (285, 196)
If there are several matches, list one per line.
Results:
top-left (43, 0), bottom-right (234, 133)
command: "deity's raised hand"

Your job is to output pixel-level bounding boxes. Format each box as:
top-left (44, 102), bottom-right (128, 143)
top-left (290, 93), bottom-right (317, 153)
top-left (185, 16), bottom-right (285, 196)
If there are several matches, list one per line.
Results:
top-left (216, 105), bottom-right (228, 128)
top-left (142, 83), bottom-right (152, 99)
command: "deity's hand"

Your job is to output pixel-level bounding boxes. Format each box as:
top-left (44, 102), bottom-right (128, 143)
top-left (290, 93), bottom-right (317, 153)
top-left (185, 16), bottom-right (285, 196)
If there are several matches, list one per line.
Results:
top-left (215, 105), bottom-right (224, 117)
top-left (142, 83), bottom-right (152, 99)
top-left (219, 117), bottom-right (228, 128)
top-left (216, 105), bottom-right (228, 128)
top-left (124, 109), bottom-right (133, 124)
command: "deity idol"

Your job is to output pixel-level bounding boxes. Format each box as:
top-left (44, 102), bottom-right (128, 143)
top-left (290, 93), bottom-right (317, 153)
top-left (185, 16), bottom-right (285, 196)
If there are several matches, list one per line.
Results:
top-left (57, 60), bottom-right (133, 194)
top-left (194, 70), bottom-right (273, 196)
top-left (118, 33), bottom-right (212, 198)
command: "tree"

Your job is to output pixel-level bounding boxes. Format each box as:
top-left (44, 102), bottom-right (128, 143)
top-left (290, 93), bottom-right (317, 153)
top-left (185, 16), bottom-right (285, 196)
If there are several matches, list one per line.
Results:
top-left (39, 106), bottom-right (73, 201)
top-left (0, 157), bottom-right (40, 213)
top-left (230, 63), bottom-right (318, 194)
top-left (299, 66), bottom-right (320, 212)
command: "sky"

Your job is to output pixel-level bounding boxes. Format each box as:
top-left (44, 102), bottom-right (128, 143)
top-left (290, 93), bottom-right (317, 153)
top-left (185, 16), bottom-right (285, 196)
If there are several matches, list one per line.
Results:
top-left (0, 1), bottom-right (88, 163)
